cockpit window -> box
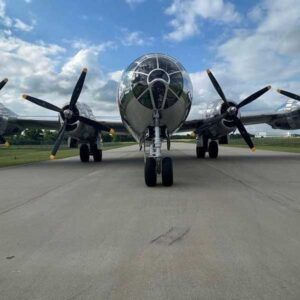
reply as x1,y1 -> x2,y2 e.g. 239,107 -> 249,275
137,58 -> 157,74
169,72 -> 183,96
158,57 -> 180,73
119,53 -> 193,111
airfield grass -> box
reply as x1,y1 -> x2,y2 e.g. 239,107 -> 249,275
225,137 -> 300,153
176,137 -> 300,153
0,142 -> 136,168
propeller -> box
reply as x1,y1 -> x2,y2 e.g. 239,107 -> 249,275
0,78 -> 8,91
277,89 -> 300,101
23,68 -> 114,159
206,69 -> 271,151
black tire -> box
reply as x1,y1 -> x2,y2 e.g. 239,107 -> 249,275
91,144 -> 102,162
162,157 -> 173,186
80,144 -> 90,162
93,149 -> 102,162
208,141 -> 218,159
196,146 -> 206,158
144,157 -> 157,187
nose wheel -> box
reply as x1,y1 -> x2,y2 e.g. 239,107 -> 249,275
144,157 -> 173,187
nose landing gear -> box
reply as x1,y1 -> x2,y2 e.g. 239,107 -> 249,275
144,110 -> 174,187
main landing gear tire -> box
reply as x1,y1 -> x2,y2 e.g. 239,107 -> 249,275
91,144 -> 102,162
208,141 -> 218,159
196,146 -> 206,159
144,157 -> 157,187
80,144 -> 90,162
162,157 -> 173,186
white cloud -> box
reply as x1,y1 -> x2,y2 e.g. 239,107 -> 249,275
14,18 -> 35,32
0,0 -> 12,27
121,29 -> 154,46
165,0 -> 240,41
0,0 -> 36,32
0,35 -> 121,117
125,0 -> 146,7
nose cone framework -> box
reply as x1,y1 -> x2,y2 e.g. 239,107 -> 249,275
118,53 -> 193,111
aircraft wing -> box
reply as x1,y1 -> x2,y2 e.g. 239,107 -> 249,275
10,117 -> 60,130
179,109 -> 300,133
95,120 -> 128,135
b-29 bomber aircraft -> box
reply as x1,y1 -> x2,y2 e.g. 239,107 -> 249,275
1,53 -> 300,186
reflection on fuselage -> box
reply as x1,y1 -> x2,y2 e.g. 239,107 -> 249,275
118,53 -> 193,141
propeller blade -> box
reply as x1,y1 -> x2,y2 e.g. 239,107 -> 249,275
238,86 -> 271,109
77,116 -> 112,132
50,122 -> 67,159
232,115 -> 255,151
0,78 -> 8,90
69,68 -> 87,110
277,89 -> 300,101
206,69 -> 228,105
23,95 -> 62,113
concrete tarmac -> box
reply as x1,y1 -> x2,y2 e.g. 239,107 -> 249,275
0,143 -> 300,300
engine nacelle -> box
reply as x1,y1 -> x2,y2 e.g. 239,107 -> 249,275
201,100 -> 240,139
60,102 -> 98,143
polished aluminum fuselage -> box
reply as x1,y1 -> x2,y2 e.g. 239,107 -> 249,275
117,53 -> 193,142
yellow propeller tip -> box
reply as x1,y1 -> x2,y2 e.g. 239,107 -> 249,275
50,155 -> 56,160
206,69 -> 211,74
4,78 -> 8,83
277,89 -> 282,93
251,147 -> 256,153
109,128 -> 116,136
83,68 -> 88,73
267,85 -> 272,90
22,94 -> 28,100
4,142 -> 10,147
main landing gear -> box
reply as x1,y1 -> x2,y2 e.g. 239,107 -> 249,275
79,140 -> 102,163
144,111 -> 173,187
196,137 -> 219,159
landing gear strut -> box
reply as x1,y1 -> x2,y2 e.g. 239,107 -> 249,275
144,111 -> 173,187
196,136 -> 208,159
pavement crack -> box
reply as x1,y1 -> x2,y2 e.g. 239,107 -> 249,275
151,226 -> 190,246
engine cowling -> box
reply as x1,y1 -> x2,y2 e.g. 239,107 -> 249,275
59,102 -> 98,142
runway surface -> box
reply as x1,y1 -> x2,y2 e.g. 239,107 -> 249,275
0,143 -> 300,300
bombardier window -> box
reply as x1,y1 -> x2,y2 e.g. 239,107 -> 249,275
132,73 -> 148,98
152,82 -> 166,109
138,90 -> 152,109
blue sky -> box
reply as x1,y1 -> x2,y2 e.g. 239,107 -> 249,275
1,0 -> 300,133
